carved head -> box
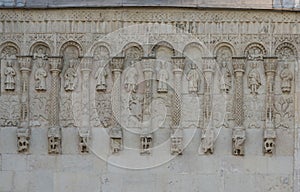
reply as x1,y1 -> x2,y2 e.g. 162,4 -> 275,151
18,136 -> 29,152
264,138 -> 275,154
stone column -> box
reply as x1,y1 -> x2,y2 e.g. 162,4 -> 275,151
171,57 -> 185,128
17,56 -> 32,153
171,57 -> 185,155
110,57 -> 124,153
232,57 -> 246,156
79,57 -> 92,154
48,57 -> 62,154
142,57 -> 155,120
200,57 -> 215,154
263,57 -> 278,155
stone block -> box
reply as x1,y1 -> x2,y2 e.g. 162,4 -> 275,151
224,173 -> 264,192
0,171 -> 14,192
62,128 -> 79,154
0,127 -> 17,154
267,156 -> 293,174
27,155 -> 57,171
12,171 -> 30,192
2,154 -> 27,171
30,127 -> 48,155
54,171 -> 101,192
276,129 -> 294,156
28,170 -> 54,192
56,155 -> 106,173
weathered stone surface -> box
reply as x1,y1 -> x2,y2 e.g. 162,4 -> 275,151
0,6 -> 299,192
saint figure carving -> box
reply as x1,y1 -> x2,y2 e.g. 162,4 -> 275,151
64,59 -> 78,91
124,61 -> 138,92
34,48 -> 48,91
248,63 -> 261,95
95,67 -> 108,91
280,63 -> 293,94
187,64 -> 199,93
157,62 -> 169,93
4,62 -> 16,90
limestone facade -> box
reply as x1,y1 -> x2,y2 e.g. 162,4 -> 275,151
0,8 -> 299,192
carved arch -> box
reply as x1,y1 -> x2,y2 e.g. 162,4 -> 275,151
89,41 -> 112,57
29,41 -> 51,56
244,42 -> 267,57
122,42 -> 144,57
0,41 -> 20,57
213,42 -> 236,57
275,42 -> 298,58
150,41 -> 175,57
183,42 -> 205,54
59,41 -> 83,56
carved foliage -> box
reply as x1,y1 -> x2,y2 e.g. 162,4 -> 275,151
96,94 -> 112,128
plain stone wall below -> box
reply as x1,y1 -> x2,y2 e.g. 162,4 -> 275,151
0,127 -> 294,192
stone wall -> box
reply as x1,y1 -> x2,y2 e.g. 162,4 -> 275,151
0,8 -> 299,192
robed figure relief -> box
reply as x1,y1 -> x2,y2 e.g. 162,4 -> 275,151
157,62 -> 169,93
248,63 -> 261,95
124,61 -> 138,93
186,64 -> 200,93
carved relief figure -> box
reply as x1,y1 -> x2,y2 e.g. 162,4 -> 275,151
64,60 -> 78,91
248,63 -> 261,95
157,62 -> 169,93
124,61 -> 138,92
110,127 -> 123,153
95,66 -> 108,91
280,63 -> 293,94
219,62 -> 232,93
232,130 -> 246,156
140,135 -> 152,155
4,62 -> 16,90
48,127 -> 61,154
79,130 -> 90,154
17,128 -> 30,153
233,136 -> 245,156
34,47 -> 48,91
217,47 -> 232,93
35,65 -> 47,91
186,64 -> 199,93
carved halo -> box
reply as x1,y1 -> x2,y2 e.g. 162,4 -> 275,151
29,41 -> 51,56
244,42 -> 267,57
275,42 -> 297,59
59,41 -> 83,57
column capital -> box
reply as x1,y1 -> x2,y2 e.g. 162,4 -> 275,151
17,56 -> 32,72
111,57 -> 124,72
141,57 -> 155,73
172,56 -> 185,72
80,56 -> 93,72
49,56 -> 63,72
202,57 -> 216,73
232,57 -> 246,73
264,57 -> 278,74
